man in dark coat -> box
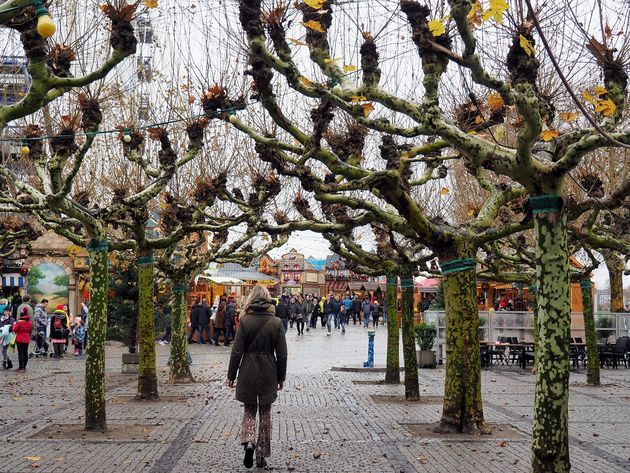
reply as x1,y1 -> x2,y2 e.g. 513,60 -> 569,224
197,298 -> 212,344
224,298 -> 236,346
275,298 -> 289,333
227,287 -> 287,469
351,295 -> 362,325
188,298 -> 201,344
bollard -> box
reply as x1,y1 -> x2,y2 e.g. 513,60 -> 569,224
363,330 -> 375,368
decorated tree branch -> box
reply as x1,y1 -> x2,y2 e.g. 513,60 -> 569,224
232,1 -> 630,467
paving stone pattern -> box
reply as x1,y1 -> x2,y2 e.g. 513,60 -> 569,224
0,326 -> 629,472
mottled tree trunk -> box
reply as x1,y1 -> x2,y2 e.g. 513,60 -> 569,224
438,247 -> 488,434
384,274 -> 400,384
85,240 -> 109,431
401,270 -> 419,400
170,282 -> 194,384
529,284 -> 539,373
136,248 -> 158,400
531,208 -> 571,473
604,251 -> 624,313
128,302 -> 138,354
580,279 -> 600,387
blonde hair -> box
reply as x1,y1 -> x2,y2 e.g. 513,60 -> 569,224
241,285 -> 271,314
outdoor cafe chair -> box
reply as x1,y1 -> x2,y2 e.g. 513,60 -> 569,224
489,337 -> 508,365
600,337 -> 630,369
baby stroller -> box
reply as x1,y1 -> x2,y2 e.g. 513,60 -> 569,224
29,329 -> 51,358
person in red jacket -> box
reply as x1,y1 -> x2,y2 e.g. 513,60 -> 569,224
12,309 -> 33,372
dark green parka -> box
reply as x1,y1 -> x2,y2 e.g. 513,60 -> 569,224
227,299 -> 287,405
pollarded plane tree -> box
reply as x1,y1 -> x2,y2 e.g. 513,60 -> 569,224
0,93 -> 202,431
233,0 -> 630,469
325,224 -> 435,390
229,0 -> 536,432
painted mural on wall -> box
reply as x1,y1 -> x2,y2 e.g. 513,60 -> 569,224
27,262 -> 69,307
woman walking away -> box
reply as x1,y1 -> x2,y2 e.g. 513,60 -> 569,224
12,309 -> 33,372
227,286 -> 287,470
50,305 -> 68,358
212,302 -> 226,346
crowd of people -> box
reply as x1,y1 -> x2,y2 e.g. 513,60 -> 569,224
1,294 -> 88,373
183,292 -> 387,346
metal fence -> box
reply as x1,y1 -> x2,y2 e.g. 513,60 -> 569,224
424,311 -> 630,364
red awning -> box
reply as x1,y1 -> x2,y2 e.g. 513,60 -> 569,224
325,280 -> 348,292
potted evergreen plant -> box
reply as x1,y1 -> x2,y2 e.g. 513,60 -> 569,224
415,322 -> 437,368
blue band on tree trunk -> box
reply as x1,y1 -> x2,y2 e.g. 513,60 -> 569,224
87,240 -> 108,252
440,258 -> 477,275
530,194 -> 563,214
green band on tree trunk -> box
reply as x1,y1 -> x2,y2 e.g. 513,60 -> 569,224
137,256 -> 154,266
400,278 -> 414,289
386,277 -> 397,285
529,285 -> 539,293
87,240 -> 108,252
580,280 -> 592,289
441,258 -> 477,275
172,284 -> 189,293
530,194 -> 563,214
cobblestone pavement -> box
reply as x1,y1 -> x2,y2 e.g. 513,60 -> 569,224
1,323 -> 629,472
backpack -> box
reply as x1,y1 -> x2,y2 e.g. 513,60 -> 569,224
54,317 -> 62,330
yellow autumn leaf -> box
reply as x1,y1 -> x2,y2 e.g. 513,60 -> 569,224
143,0 -> 158,8
302,20 -> 326,33
593,85 -> 608,96
304,0 -> 326,9
362,102 -> 375,117
487,93 -> 505,111
474,115 -> 484,124
581,90 -> 597,105
595,98 -> 616,117
467,209 -> 476,217
288,37 -> 307,46
494,126 -> 506,141
482,0 -> 509,24
519,35 -> 535,57
25,457 -> 41,462
350,95 -> 367,103
560,111 -> 579,122
342,64 -> 357,73
323,57 -> 341,64
428,19 -> 446,37
298,76 -> 314,87
467,0 -> 484,26
439,187 -> 450,195
540,129 -> 559,141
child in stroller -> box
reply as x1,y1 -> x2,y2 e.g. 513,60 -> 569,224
29,328 -> 51,358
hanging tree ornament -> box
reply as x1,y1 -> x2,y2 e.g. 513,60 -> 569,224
21,141 -> 30,156
32,0 -> 56,38
123,128 -> 132,143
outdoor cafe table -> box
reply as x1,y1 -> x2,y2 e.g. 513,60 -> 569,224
480,342 -> 535,371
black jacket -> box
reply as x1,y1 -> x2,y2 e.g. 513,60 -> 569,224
352,298 -> 362,313
190,304 -> 201,326
276,301 -> 289,320
198,304 -> 212,325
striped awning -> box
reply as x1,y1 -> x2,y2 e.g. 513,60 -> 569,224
2,273 -> 24,288
325,280 -> 348,292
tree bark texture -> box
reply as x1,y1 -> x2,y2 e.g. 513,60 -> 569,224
604,251 -> 624,313
439,253 -> 488,434
580,280 -> 600,387
85,240 -> 109,431
531,210 -> 571,473
170,283 -> 194,383
401,271 -> 419,400
136,249 -> 159,400
384,275 -> 400,384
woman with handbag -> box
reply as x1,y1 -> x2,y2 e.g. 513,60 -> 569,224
12,308 -> 33,372
227,286 -> 287,470
50,305 -> 68,359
